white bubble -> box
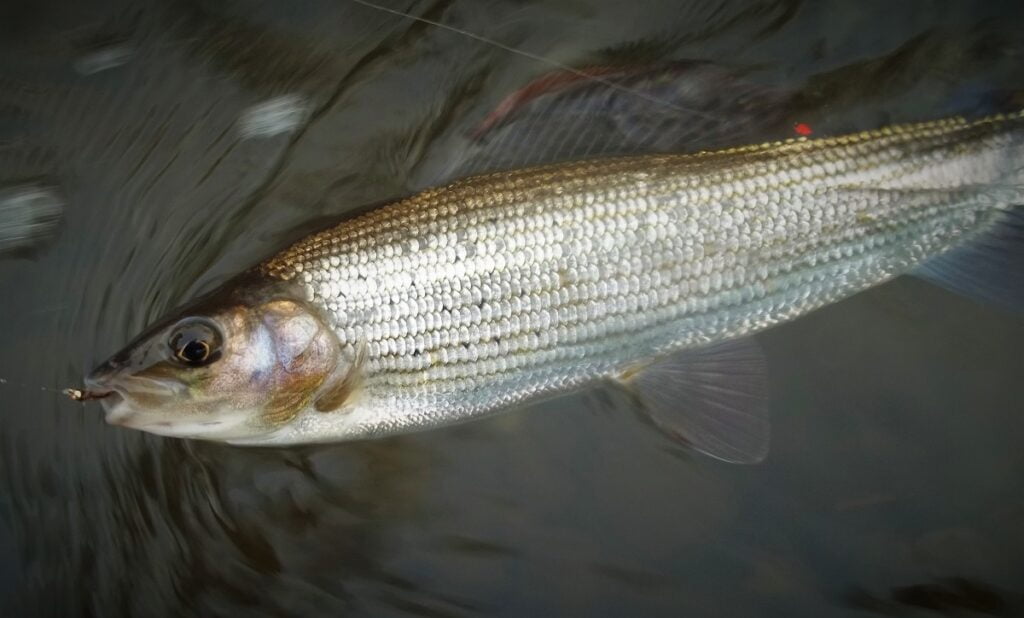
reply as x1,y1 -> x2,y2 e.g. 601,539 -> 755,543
74,46 -> 133,75
0,184 -> 64,253
238,95 -> 309,139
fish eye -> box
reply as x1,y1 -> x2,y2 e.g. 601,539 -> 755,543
168,318 -> 223,367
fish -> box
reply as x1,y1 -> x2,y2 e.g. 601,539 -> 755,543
79,110 -> 1024,462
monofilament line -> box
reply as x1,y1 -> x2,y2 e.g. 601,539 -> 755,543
346,0 -> 721,122
0,377 -> 68,397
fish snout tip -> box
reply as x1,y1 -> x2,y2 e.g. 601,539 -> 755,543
68,360 -> 123,402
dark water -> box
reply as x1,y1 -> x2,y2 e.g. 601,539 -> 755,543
2,1 -> 1024,615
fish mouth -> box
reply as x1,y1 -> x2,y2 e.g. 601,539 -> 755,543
69,370 -> 138,425
81,364 -> 184,426
68,388 -> 115,401
97,393 -> 186,433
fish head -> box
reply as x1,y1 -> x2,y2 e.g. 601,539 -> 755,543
85,276 -> 347,440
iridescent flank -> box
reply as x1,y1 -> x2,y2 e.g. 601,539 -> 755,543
244,111 -> 1023,443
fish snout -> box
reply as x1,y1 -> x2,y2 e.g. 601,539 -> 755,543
82,356 -> 133,401
85,359 -> 120,391
81,363 -> 128,421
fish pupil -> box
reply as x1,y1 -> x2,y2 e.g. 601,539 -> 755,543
180,340 -> 209,364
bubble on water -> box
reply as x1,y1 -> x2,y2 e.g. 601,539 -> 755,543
238,94 -> 309,139
74,46 -> 133,75
0,183 -> 64,254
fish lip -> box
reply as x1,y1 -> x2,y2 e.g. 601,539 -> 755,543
122,375 -> 185,397
85,363 -> 183,404
99,395 -> 183,432
84,389 -> 114,399
98,392 -> 133,425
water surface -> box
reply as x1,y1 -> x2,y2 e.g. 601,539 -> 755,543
1,1 -> 1023,615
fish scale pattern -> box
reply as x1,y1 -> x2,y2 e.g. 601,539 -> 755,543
258,112 -> 1024,437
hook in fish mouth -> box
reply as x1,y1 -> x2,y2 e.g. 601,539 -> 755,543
63,388 -> 113,402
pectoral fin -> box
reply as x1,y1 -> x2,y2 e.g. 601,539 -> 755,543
618,337 -> 771,464
314,342 -> 366,412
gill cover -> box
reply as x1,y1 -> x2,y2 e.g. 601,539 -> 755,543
85,275 -> 358,441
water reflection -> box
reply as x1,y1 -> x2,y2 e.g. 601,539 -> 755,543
1,0 -> 1023,616
847,578 -> 1015,616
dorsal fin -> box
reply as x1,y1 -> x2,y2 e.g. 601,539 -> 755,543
413,61 -> 797,186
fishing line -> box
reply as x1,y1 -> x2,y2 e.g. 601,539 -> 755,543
346,0 -> 724,122
0,377 -> 69,397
